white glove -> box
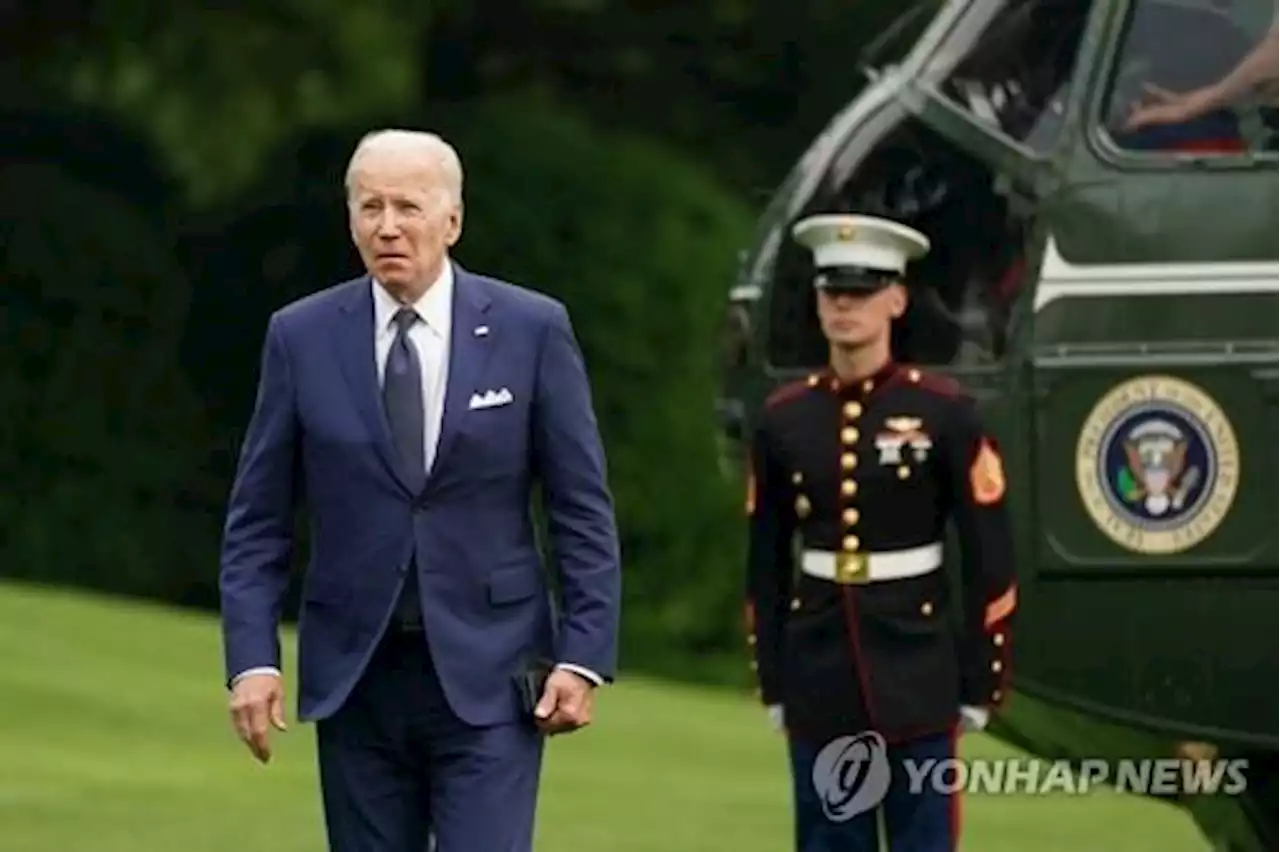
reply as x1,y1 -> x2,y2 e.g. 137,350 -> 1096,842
960,705 -> 990,732
767,704 -> 785,731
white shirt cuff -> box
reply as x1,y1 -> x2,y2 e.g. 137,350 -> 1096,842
231,666 -> 282,687
555,663 -> 603,686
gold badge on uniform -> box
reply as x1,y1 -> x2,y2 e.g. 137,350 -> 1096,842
794,494 -> 811,518
970,439 -> 1006,505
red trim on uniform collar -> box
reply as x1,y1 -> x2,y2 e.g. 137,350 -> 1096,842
821,360 -> 900,397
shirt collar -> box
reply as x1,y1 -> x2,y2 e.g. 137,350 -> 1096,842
371,260 -> 454,338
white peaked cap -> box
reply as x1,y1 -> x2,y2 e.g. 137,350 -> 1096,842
791,214 -> 930,275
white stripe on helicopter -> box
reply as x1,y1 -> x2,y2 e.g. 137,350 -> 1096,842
1034,237 -> 1280,311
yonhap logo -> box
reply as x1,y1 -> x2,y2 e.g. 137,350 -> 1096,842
812,731 -> 892,821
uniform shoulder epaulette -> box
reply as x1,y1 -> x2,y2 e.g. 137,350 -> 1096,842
763,374 -> 820,409
900,365 -> 962,398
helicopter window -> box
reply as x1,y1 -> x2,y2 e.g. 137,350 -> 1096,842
765,119 -> 1031,371
929,0 -> 1092,154
1099,0 -> 1277,155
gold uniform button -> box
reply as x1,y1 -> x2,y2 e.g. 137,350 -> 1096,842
790,598 -> 801,611
992,660 -> 1003,673
807,374 -> 820,387
920,601 -> 933,616
844,402 -> 862,419
841,427 -> 858,444
747,635 -> 756,646
841,480 -> 857,497
843,508 -> 859,525
792,472 -> 803,485
908,369 -> 921,382
843,535 -> 859,551
862,379 -> 874,393
993,633 -> 1005,647
992,689 -> 1002,702
842,453 -> 857,470
897,466 -> 910,479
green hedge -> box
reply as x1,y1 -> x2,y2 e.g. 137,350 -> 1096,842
0,160 -> 223,603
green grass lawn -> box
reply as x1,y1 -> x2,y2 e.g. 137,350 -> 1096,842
0,581 -> 1210,851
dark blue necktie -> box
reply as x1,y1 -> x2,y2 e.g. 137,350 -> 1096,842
384,307 -> 425,629
384,308 -> 426,488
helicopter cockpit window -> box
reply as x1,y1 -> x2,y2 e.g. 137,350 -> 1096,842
1100,0 -> 1277,156
765,119 -> 1032,371
930,0 -> 1092,154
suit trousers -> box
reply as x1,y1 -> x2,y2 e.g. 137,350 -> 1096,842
316,627 -> 545,852
786,727 -> 961,852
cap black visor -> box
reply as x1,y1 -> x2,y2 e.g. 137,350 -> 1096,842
813,266 -> 897,293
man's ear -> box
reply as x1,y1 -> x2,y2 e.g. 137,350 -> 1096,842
888,281 -> 909,318
446,203 -> 464,246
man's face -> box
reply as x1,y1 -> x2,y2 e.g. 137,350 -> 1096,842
816,283 -> 906,349
348,150 -> 462,295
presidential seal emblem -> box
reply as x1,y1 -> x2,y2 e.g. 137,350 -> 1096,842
1075,375 -> 1239,555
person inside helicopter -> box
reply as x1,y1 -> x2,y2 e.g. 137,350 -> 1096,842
1124,17 -> 1277,150
1108,2 -> 1277,153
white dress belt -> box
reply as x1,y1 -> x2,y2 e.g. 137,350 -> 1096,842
799,542 -> 943,585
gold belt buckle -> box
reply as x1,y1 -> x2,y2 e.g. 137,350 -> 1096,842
834,552 -> 869,584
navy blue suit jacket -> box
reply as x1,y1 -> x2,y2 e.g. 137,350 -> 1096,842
218,264 -> 622,725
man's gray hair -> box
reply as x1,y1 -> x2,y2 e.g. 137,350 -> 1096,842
344,129 -> 464,205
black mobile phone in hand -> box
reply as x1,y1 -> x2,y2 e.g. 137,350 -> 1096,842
515,656 -> 555,717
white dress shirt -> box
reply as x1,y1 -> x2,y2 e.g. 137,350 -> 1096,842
232,260 -> 601,689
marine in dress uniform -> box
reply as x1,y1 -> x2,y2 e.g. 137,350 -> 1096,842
744,214 -> 1017,852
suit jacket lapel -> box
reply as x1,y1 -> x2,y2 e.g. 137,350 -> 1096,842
430,265 -> 493,482
332,276 -> 417,495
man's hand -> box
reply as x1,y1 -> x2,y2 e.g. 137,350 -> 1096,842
766,704 -> 785,733
229,672 -> 287,763
1125,83 -> 1218,131
959,704 -> 990,733
533,669 -> 595,736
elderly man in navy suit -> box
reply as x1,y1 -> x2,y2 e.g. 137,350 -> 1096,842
218,128 -> 622,852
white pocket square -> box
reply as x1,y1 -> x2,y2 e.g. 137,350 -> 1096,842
468,388 -> 513,410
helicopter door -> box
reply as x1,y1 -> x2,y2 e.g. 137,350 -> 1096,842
763,115 -> 1037,403
1016,0 -> 1279,741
